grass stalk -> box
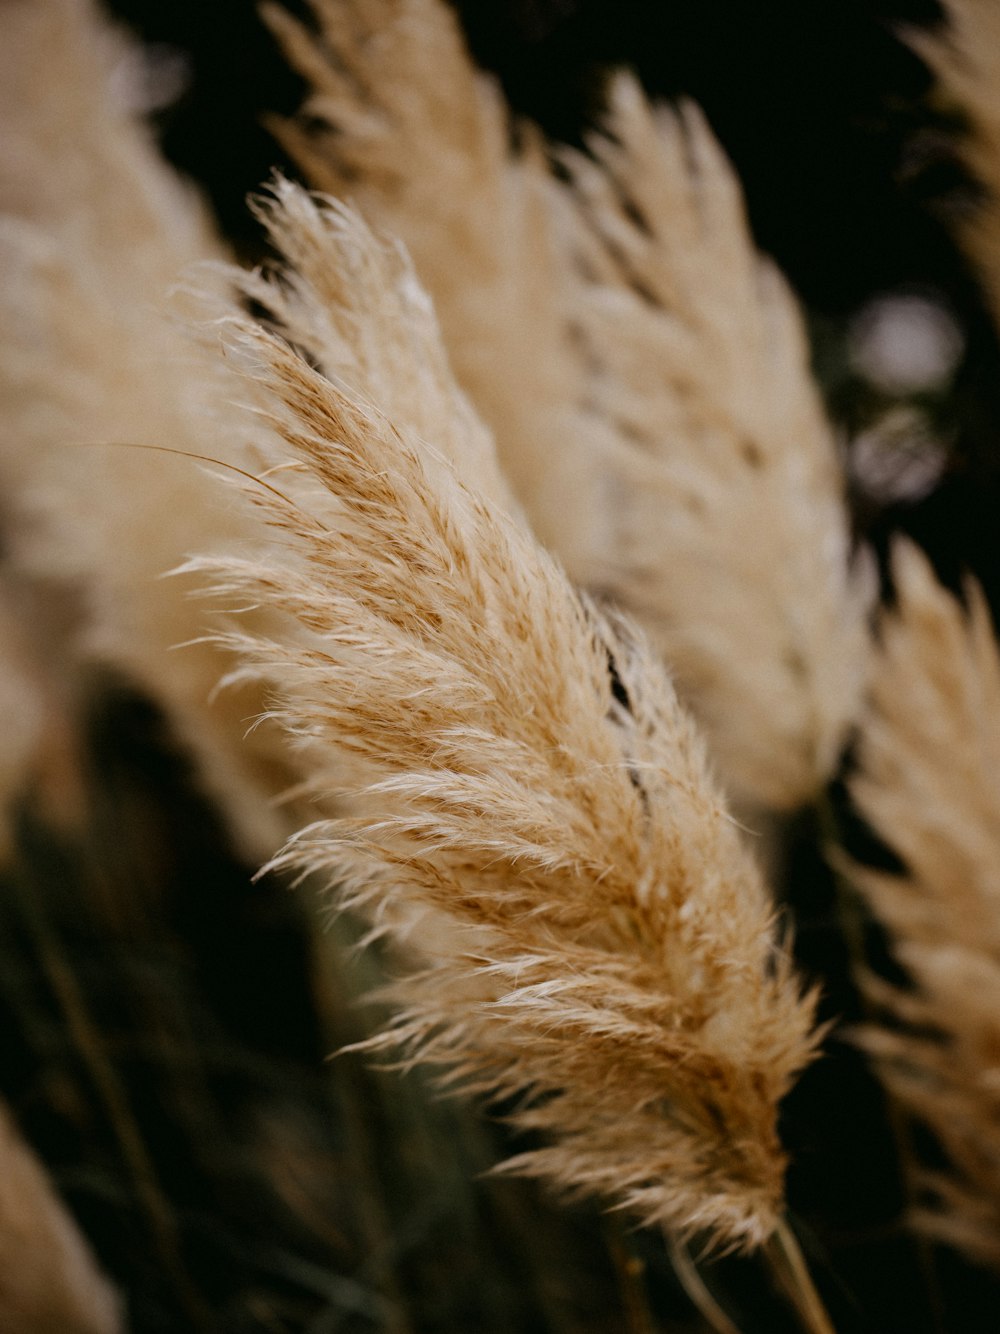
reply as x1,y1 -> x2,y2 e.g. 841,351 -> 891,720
763,1218 -> 836,1334
664,1232 -> 742,1334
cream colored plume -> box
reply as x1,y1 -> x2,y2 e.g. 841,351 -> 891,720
239,177 -> 515,515
268,0 -> 872,811
189,184 -> 820,1250
263,0 -> 616,588
0,0 -> 517,853
0,1101 -> 123,1333
561,74 -> 873,809
849,538 -> 1000,1270
0,0 -> 294,852
914,0 -> 1000,324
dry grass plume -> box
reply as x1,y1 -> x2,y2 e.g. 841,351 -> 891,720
0,0 -> 298,854
914,0 -> 1000,327
267,0 -> 872,811
848,538 -> 1000,1270
189,182 -> 821,1250
560,74 -> 873,809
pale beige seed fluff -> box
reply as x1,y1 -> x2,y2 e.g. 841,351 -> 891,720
560,74 -> 873,809
267,0 -> 873,811
239,177 -> 517,520
849,538 -> 1000,1270
913,0 -> 1000,325
0,1101 -> 123,1333
0,0 -> 520,853
0,0 -> 294,853
190,186 -> 820,1250
262,0 -> 611,578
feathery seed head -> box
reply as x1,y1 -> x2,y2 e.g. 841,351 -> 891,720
195,183 -> 821,1250
913,0 -> 1000,326
269,0 -> 873,812
850,538 -> 1000,1269
0,0 -> 295,854
559,70 -> 875,810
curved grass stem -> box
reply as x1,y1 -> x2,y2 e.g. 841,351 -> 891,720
763,1217 -> 836,1334
665,1231 -> 742,1334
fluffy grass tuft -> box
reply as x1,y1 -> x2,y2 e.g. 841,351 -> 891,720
189,182 -> 821,1250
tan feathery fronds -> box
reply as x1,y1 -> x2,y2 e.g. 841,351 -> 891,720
0,0 -> 295,852
0,1 -> 516,852
0,1101 -> 123,1333
263,0 -> 614,584
561,73 -> 874,810
188,186 -> 820,1250
848,537 -> 1000,1270
913,0 -> 1000,324
267,0 -> 872,810
239,177 -> 517,515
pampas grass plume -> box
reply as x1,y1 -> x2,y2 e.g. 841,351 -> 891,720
262,0 -> 609,580
0,0 -> 292,854
190,181 -> 820,1251
848,538 -> 1000,1270
560,74 -> 874,810
267,0 -> 873,812
914,0 -> 1000,326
